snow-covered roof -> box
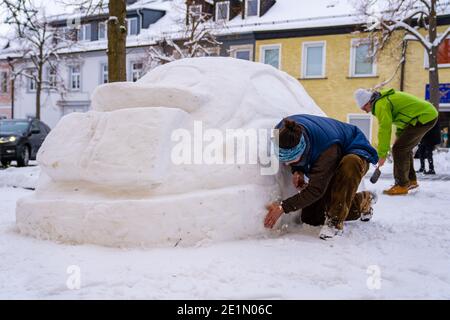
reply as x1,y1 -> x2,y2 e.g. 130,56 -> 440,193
127,0 -> 173,11
137,0 -> 363,44
230,0 -> 359,30
1,0 -> 450,58
46,0 -> 170,24
0,0 -> 172,58
145,0 -> 450,40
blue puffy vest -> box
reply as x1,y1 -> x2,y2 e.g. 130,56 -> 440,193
275,114 -> 379,173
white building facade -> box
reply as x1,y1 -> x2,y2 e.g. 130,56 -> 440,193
13,48 -> 148,128
3,0 -> 168,128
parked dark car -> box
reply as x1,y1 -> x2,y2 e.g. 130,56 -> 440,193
0,118 -> 51,167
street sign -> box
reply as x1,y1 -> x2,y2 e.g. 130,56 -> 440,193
425,83 -> 450,104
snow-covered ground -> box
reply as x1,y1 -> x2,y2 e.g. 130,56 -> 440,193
0,162 -> 39,189
1,154 -> 449,299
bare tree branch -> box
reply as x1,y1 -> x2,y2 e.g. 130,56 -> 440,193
57,0 -> 105,16
357,0 -> 444,110
418,0 -> 431,11
435,26 -> 450,46
382,20 -> 432,49
1,0 -> 75,119
145,6 -> 223,70
373,40 -> 407,90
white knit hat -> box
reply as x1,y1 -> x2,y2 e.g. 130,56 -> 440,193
354,88 -> 373,109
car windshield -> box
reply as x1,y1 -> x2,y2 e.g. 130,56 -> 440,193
0,120 -> 30,135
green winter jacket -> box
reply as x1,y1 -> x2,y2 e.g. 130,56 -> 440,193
372,89 -> 438,158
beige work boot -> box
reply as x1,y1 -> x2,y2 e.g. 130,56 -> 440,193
383,185 -> 409,195
408,180 -> 419,190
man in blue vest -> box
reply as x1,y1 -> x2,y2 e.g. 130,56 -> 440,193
264,114 -> 379,239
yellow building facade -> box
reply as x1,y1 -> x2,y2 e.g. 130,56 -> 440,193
255,25 -> 450,146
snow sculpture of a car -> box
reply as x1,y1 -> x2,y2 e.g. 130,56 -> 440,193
16,57 -> 325,247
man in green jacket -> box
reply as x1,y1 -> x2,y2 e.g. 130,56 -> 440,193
354,88 -> 438,195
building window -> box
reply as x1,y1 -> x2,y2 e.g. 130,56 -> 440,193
130,62 -> 143,82
27,69 -> 37,92
101,63 -> 108,84
245,0 -> 259,17
98,21 -> 107,40
438,38 -> 450,66
0,72 -> 7,94
62,27 -> 69,39
63,27 -> 77,41
236,50 -> 251,60
205,47 -> 220,57
424,35 -> 450,68
216,1 -> 230,22
348,114 -> 372,141
261,45 -> 281,69
230,45 -> 253,61
350,39 -> 376,77
77,24 -> 91,42
189,4 -> 202,17
127,17 -> 138,36
48,67 -> 57,88
302,41 -> 326,78
69,65 -> 81,90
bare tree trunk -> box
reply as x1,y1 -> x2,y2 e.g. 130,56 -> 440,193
36,62 -> 43,120
8,59 -> 15,119
188,18 -> 195,56
108,0 -> 127,82
428,0 -> 440,111
36,68 -> 42,119
399,40 -> 408,91
10,76 -> 14,119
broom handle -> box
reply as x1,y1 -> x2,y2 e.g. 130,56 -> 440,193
370,166 -> 382,184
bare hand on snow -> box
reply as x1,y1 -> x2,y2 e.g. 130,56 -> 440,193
264,202 -> 284,229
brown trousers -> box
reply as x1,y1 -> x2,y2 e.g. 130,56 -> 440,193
392,119 -> 438,187
301,154 -> 371,229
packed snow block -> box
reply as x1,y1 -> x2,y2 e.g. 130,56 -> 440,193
16,184 -> 272,247
16,57 -> 325,248
93,58 -> 325,130
92,82 -> 209,114
37,107 -> 188,188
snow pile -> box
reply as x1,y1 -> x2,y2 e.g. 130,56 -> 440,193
434,149 -> 450,174
0,164 -> 40,190
16,57 -> 324,248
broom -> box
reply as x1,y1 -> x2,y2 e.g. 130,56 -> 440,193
370,166 -> 381,184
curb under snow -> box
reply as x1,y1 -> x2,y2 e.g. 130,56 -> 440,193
0,165 -> 40,190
